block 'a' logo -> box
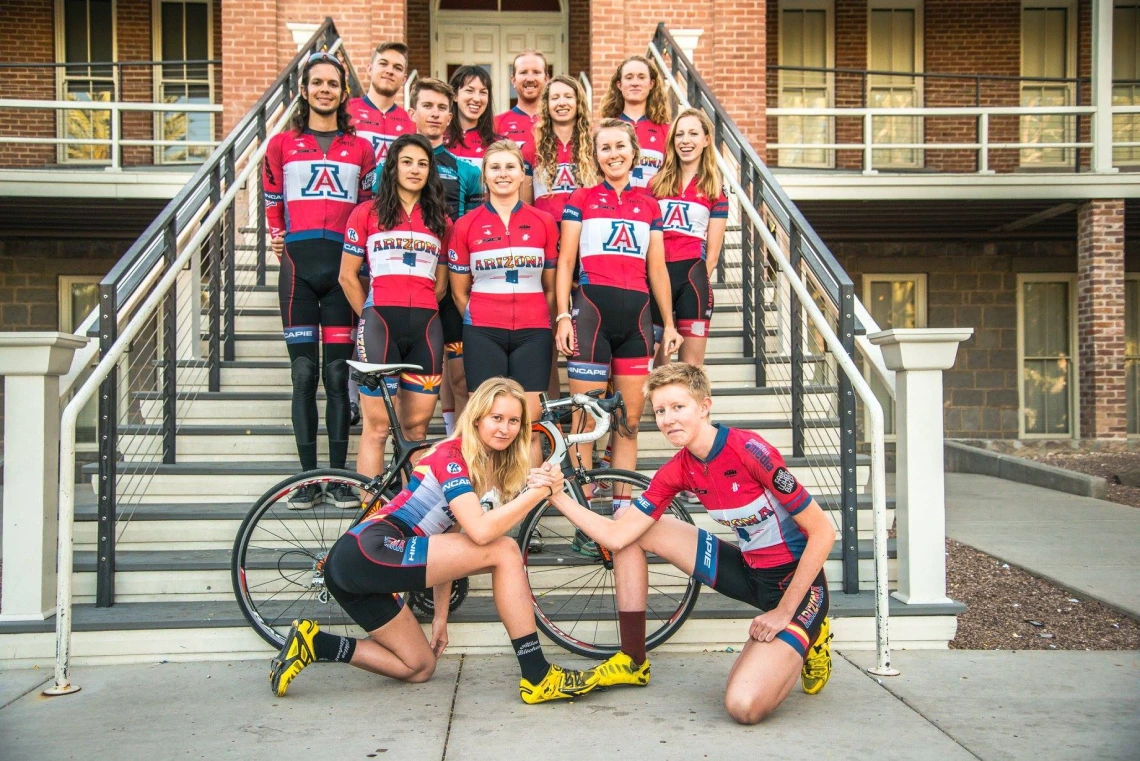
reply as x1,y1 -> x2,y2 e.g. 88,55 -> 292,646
552,163 -> 577,194
661,201 -> 692,231
603,220 -> 640,254
373,135 -> 393,161
301,163 -> 351,199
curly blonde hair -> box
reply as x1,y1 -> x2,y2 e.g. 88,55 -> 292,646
455,377 -> 532,501
600,55 -> 671,125
532,75 -> 597,194
650,108 -> 723,202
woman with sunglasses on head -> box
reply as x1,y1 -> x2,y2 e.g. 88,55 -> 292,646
269,377 -> 601,705
445,65 -> 501,171
339,134 -> 449,480
448,141 -> 559,446
263,51 -> 377,509
599,55 -> 672,189
649,108 -> 728,367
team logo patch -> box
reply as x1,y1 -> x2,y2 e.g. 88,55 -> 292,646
383,536 -> 407,553
772,467 -> 798,495
661,201 -> 692,231
446,462 -> 462,474
301,164 -> 350,199
603,221 -> 640,254
347,228 -> 358,242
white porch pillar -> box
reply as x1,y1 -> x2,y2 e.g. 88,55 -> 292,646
0,332 -> 86,621
869,328 -> 973,606
1092,0 -> 1117,173
671,28 -> 704,63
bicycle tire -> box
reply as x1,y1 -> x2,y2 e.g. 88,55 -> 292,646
231,468 -> 381,648
517,468 -> 701,659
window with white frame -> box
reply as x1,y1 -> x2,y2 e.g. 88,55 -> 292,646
155,0 -> 213,163
1126,275 -> 1140,435
1018,275 -> 1077,437
867,1 -> 923,169
863,274 -> 926,437
1021,3 -> 1076,167
778,1 -> 834,167
56,0 -> 116,163
59,275 -> 100,448
1114,3 -> 1140,166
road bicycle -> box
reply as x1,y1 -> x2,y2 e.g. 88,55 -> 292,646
231,361 -> 700,657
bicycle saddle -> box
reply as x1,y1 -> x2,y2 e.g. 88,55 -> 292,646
346,360 -> 424,377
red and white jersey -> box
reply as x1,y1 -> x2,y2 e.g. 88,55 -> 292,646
447,202 -> 558,331
373,438 -> 475,536
522,138 -> 582,223
494,107 -> 538,153
263,130 -> 376,244
620,114 -> 669,189
446,126 -> 497,171
346,97 -> 415,164
342,202 -> 448,310
654,177 -> 729,263
637,425 -> 814,569
562,182 -> 662,293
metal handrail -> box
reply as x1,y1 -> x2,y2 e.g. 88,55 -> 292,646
578,70 -> 593,110
650,24 -> 894,676
404,69 -> 419,109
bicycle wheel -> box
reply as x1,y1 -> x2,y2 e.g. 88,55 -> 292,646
231,468 -> 381,648
517,468 -> 701,658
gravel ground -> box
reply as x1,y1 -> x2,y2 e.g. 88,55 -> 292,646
1016,450 -> 1140,508
947,538 -> 1140,650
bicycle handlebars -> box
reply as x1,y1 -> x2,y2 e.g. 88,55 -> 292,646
541,392 -> 626,446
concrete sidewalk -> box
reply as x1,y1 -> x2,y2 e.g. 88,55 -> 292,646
2,651 -> 1138,760
945,473 -> 1140,619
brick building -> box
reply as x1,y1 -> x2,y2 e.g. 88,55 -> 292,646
1,0 -> 1137,442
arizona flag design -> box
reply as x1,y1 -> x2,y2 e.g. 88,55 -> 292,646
347,97 -> 415,164
562,182 -> 662,293
654,176 -> 729,262
342,202 -> 448,310
378,438 -> 476,536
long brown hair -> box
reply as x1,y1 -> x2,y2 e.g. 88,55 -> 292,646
651,108 -> 723,202
600,55 -> 671,125
455,377 -> 532,500
445,66 -> 497,150
532,75 -> 596,193
372,134 -> 449,241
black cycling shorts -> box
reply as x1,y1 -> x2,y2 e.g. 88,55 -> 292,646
568,284 -> 652,382
692,529 -> 829,658
462,325 -> 553,392
650,258 -> 713,339
279,239 -> 354,342
323,519 -> 428,632
356,305 -> 444,396
438,289 -> 464,346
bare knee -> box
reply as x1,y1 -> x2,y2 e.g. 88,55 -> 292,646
724,689 -> 772,725
615,419 -> 640,439
402,654 -> 437,683
490,535 -> 523,564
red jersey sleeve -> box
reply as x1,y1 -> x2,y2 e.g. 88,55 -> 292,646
562,187 -> 588,223
447,215 -> 470,275
430,440 -> 475,502
738,432 -> 812,515
263,134 -> 285,238
539,209 -> 559,269
633,454 -> 687,520
342,202 -> 369,259
711,191 -> 729,219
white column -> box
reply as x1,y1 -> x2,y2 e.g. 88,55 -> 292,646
869,328 -> 973,606
0,332 -> 87,621
1092,0 -> 1117,174
671,28 -> 704,63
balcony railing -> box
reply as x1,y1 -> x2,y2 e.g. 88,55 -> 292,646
766,65 -> 1140,174
0,59 -> 222,171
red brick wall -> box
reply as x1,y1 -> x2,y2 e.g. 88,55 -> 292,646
1077,199 -> 1127,439
406,0 -> 430,88
569,0 -> 591,83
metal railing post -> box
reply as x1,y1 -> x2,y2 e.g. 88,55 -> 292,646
223,146 -> 237,361
95,283 -> 118,608
740,160 -> 755,360
788,225 -> 805,458
863,111 -> 875,174
750,168 -> 766,387
109,105 -> 121,171
208,161 -> 223,391
256,108 -> 268,287
162,219 -> 178,464
979,113 -> 991,174
838,281 -> 859,594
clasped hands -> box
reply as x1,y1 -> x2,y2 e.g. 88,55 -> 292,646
526,461 -> 564,499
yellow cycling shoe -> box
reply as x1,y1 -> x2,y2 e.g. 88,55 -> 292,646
270,619 -> 319,697
801,617 -> 832,695
594,651 -> 650,688
519,664 -> 600,704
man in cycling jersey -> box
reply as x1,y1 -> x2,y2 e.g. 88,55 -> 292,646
495,50 -> 549,154
347,42 -> 415,164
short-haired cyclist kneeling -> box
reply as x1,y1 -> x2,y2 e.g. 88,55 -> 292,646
528,362 -> 835,723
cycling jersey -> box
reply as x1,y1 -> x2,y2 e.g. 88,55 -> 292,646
263,130 -> 376,244
636,425 -> 814,569
434,145 -> 483,220
446,126 -> 498,170
521,138 -> 582,222
342,202 -> 448,310
495,107 -> 538,152
655,178 -> 729,262
346,97 -> 415,163
447,202 -> 558,330
620,114 -> 668,189
562,182 -> 662,293
373,438 -> 475,535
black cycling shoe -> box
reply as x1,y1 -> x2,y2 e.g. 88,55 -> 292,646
287,483 -> 323,511
349,402 -> 361,427
326,482 -> 360,510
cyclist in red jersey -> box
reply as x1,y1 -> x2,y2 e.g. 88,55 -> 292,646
600,55 -> 671,189
270,378 -> 600,704
554,119 -> 682,508
444,66 -> 500,171
448,141 -> 558,431
532,362 -> 835,722
494,50 -> 548,154
263,51 -> 376,509
650,108 -> 728,367
347,42 -> 415,164
339,134 -> 450,478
